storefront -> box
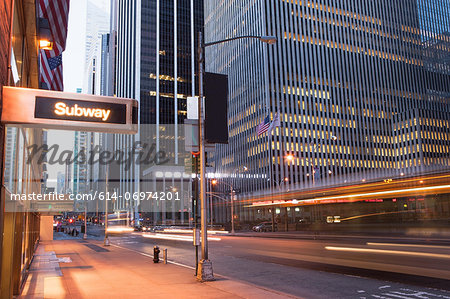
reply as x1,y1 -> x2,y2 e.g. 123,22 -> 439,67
0,0 -> 41,296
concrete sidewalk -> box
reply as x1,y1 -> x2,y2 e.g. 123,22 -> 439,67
19,238 -> 298,299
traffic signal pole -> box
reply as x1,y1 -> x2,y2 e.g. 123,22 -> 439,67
196,31 -> 214,281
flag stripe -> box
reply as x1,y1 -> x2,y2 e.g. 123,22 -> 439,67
39,0 -> 70,55
40,49 -> 64,91
39,0 -> 69,91
257,115 -> 271,135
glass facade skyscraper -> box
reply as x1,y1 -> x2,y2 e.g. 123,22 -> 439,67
114,0 -> 203,224
205,0 -> 449,224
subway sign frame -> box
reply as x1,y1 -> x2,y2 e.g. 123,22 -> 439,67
1,87 -> 138,134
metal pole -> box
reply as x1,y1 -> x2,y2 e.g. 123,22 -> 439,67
197,31 -> 214,281
198,32 -> 208,260
230,185 -> 235,235
104,163 -> 110,246
83,203 -> 87,239
210,180 -> 213,228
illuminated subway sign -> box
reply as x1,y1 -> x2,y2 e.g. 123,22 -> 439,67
1,87 -> 137,134
35,97 -> 127,124
54,102 -> 111,121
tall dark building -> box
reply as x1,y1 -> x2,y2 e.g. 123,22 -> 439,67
205,0 -> 449,224
114,0 -> 203,224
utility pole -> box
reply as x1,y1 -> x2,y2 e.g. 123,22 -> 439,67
195,32 -> 276,282
196,32 -> 214,281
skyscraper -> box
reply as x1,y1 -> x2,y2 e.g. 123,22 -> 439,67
205,0 -> 449,223
114,0 -> 203,224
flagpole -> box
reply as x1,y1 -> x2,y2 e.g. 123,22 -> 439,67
267,123 -> 275,232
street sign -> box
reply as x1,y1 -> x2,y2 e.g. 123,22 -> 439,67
184,119 -> 216,152
187,96 -> 198,120
193,228 -> 200,246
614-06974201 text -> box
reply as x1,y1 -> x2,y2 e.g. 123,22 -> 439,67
10,191 -> 180,202
96,191 -> 181,201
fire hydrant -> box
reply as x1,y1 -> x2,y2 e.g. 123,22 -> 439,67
153,246 -> 160,263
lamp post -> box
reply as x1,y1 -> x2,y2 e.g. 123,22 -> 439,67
197,33 -> 276,281
104,162 -> 110,246
268,176 -> 289,231
211,178 -> 235,235
83,192 -> 89,240
268,153 -> 293,232
211,165 -> 247,235
305,135 -> 338,222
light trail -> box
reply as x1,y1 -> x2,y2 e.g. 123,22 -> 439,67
248,184 -> 450,207
141,233 -> 221,242
367,243 -> 450,250
162,229 -> 229,235
325,246 -> 450,259
239,172 -> 450,206
106,226 -> 135,233
340,210 -> 426,221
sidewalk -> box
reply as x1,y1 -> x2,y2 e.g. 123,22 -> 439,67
19,238 -> 298,299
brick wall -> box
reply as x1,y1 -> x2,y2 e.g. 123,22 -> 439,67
0,0 -> 12,289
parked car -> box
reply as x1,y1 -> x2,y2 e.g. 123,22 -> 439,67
252,222 -> 276,232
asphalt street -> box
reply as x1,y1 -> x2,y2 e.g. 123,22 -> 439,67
107,232 -> 450,298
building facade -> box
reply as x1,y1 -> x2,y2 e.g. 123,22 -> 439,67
0,0 -> 44,296
205,0 -> 450,225
113,0 -> 203,225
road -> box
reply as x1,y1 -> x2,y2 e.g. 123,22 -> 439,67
107,231 -> 450,298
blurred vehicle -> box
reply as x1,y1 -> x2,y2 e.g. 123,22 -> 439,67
141,225 -> 152,232
252,222 -> 276,232
151,226 -> 165,232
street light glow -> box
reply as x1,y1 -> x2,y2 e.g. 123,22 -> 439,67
285,154 -> 294,162
39,39 -> 53,50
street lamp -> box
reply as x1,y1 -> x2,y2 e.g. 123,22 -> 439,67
267,176 -> 289,232
306,135 -> 338,223
197,32 -> 276,282
211,164 -> 247,235
211,178 -> 238,235
104,162 -> 110,246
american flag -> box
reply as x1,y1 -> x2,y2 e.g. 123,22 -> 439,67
39,0 -> 70,56
257,115 -> 271,136
40,50 -> 63,91
39,0 -> 70,91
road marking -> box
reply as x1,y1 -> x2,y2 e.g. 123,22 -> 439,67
325,246 -> 450,259
367,243 -> 450,250
381,292 -> 414,299
400,289 -> 450,298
